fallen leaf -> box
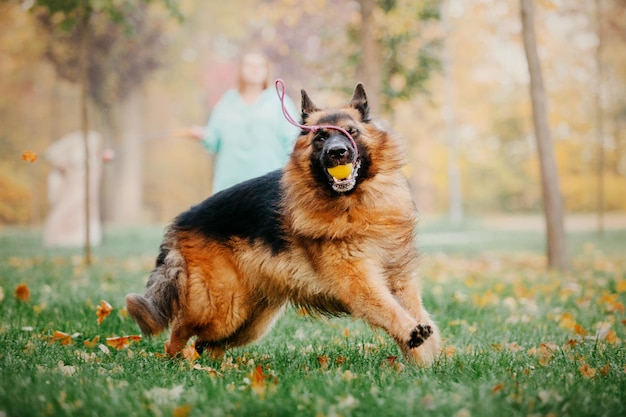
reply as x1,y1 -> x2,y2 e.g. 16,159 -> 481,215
106,335 -> 141,350
557,313 -> 577,331
182,344 -> 200,362
341,370 -> 355,381
382,355 -> 405,373
600,364 -> 610,377
603,329 -> 619,344
98,344 -> 110,355
21,150 -> 37,163
192,363 -> 223,377
491,383 -> 505,394
528,343 -> 556,366
173,404 -> 192,417
96,300 -> 113,325
505,342 -> 523,352
579,363 -> 596,379
83,336 -> 101,349
317,355 -> 330,370
58,361 -> 77,376
50,330 -> 74,346
14,283 -> 30,302
249,365 -> 267,398
24,340 -> 36,354
444,345 -> 457,358
574,323 -> 587,336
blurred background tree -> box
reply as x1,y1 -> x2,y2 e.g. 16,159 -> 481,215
0,0 -> 624,235
520,0 -> 568,270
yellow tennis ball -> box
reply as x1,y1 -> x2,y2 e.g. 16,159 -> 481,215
327,163 -> 354,180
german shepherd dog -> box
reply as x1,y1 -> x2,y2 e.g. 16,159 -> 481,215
126,84 -> 442,365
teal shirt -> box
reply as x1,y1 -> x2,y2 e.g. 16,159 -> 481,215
201,88 -> 299,193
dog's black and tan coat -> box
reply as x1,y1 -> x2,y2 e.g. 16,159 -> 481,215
126,84 -> 442,365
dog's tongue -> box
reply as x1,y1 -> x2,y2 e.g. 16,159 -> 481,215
327,163 -> 353,180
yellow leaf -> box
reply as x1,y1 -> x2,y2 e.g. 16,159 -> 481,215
444,345 -> 457,358
106,335 -> 141,350
616,280 -> 626,293
21,150 -> 37,163
50,330 -> 73,346
182,344 -> 200,362
573,323 -> 587,336
579,363 -> 596,379
96,300 -> 113,325
83,336 -> 101,349
604,329 -> 619,344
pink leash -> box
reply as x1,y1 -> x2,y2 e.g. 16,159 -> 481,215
275,79 -> 359,163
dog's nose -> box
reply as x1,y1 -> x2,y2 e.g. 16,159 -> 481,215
328,144 -> 348,160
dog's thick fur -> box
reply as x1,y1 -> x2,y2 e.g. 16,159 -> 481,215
126,84 -> 442,365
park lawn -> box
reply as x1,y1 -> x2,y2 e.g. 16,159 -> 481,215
0,224 -> 625,417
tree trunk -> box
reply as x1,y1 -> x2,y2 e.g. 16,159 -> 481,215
442,0 -> 463,225
356,0 -> 382,115
79,2 -> 92,265
520,0 -> 569,270
594,0 -> 605,237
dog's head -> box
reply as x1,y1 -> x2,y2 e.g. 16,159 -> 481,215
285,84 -> 404,197
300,84 -> 367,194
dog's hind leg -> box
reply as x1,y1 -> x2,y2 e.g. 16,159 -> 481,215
125,294 -> 168,336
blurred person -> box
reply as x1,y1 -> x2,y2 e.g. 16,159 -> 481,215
44,131 -> 104,247
185,51 -> 299,193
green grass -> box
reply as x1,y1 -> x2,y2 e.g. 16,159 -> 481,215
1,223 -> 625,417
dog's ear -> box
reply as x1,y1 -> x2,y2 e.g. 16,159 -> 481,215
301,89 -> 320,122
349,83 -> 370,122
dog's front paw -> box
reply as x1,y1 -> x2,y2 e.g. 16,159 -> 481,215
407,324 -> 433,349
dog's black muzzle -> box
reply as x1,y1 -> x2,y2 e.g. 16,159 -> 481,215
322,134 -> 356,168
319,133 -> 360,193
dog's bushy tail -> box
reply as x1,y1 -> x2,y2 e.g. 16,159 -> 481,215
126,235 -> 185,336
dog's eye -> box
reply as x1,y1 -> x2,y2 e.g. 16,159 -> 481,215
346,127 -> 358,136
314,132 -> 328,142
